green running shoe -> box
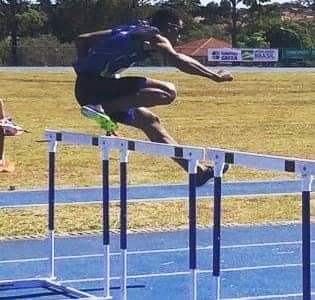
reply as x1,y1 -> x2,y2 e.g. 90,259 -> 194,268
81,105 -> 118,134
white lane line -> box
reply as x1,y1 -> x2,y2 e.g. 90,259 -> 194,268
0,239 -> 311,265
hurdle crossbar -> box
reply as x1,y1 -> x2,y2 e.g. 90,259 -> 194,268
45,130 -> 100,147
207,148 -> 315,176
100,135 -> 204,160
206,147 -> 314,300
45,130 -> 204,160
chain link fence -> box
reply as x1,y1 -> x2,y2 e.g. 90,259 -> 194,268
1,45 -> 314,67
0,46 -> 76,66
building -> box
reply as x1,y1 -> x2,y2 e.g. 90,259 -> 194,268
175,37 -> 232,65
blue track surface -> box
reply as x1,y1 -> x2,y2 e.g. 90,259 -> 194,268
1,180 -> 314,207
0,224 -> 314,299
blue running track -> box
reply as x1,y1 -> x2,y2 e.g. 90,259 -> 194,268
1,179 -> 314,207
0,224 -> 314,299
0,180 -> 314,299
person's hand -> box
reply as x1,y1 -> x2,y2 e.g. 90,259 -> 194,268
216,69 -> 234,82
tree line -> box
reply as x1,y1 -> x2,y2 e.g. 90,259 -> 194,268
0,0 -> 314,65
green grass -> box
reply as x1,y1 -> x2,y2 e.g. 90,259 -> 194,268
0,195 -> 305,239
0,70 -> 314,237
0,71 -> 314,189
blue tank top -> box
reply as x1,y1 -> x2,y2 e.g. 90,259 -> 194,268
73,20 -> 159,77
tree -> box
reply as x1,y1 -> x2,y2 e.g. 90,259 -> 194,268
201,1 -> 230,24
199,0 -> 232,42
159,0 -> 202,16
219,0 -> 275,47
19,8 -> 47,36
229,0 -> 242,47
52,0 -> 101,42
266,19 -> 315,49
238,31 -> 269,47
0,1 -> 46,65
219,0 -> 231,19
38,0 -> 54,34
18,34 -> 75,66
109,0 -> 154,25
266,26 -> 302,48
52,0 -> 154,42
203,0 -> 247,47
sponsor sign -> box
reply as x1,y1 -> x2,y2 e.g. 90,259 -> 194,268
209,49 -> 241,62
208,48 -> 278,62
252,49 -> 278,61
281,48 -> 315,60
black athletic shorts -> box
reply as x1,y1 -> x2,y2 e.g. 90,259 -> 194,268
75,74 -> 147,123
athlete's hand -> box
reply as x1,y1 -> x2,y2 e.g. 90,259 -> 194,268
215,69 -> 233,82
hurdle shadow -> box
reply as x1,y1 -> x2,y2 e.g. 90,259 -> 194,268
0,284 -> 147,299
82,284 -> 146,293
0,291 -> 74,300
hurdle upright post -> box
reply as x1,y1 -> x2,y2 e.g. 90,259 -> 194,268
212,153 -> 225,300
101,141 -> 112,300
119,143 -> 129,300
301,173 -> 313,300
188,158 -> 198,300
48,138 -> 57,279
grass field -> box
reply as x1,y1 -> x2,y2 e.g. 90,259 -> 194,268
0,70 -> 314,237
0,196 -> 301,239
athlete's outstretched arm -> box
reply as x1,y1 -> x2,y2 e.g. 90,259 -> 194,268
149,35 -> 233,82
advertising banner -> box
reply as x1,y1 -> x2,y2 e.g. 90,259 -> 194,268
208,48 -> 241,62
208,48 -> 279,62
251,49 -> 279,62
281,49 -> 314,60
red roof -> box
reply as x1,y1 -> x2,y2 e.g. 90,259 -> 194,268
175,38 -> 231,57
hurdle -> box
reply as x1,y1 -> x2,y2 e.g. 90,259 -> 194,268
206,148 -> 315,300
2,129 -> 313,299
0,134 -> 103,299
40,130 -> 204,300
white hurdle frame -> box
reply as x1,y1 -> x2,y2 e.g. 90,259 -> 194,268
206,148 -> 315,300
17,130 -> 203,300
99,134 -> 204,300
0,132 -> 101,299
2,129 -> 313,300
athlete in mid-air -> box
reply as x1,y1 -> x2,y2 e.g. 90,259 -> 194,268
73,8 -> 233,186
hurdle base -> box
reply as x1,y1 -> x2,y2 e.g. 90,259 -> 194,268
212,276 -> 220,300
0,277 -> 111,299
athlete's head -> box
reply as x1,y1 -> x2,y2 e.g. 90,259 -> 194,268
151,8 -> 183,45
